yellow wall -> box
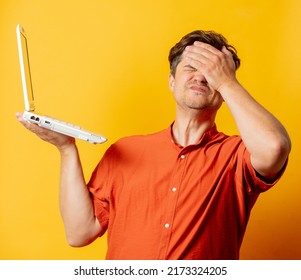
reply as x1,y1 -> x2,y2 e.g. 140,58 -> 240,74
1,0 -> 300,259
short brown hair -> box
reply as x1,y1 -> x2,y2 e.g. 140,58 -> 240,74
168,30 -> 240,76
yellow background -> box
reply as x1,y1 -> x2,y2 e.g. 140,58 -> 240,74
1,0 -> 300,259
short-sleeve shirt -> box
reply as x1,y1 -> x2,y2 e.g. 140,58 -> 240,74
87,124 -> 285,259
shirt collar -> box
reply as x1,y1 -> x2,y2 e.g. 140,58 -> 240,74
169,122 -> 219,150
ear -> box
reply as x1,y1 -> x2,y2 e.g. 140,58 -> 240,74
168,74 -> 175,91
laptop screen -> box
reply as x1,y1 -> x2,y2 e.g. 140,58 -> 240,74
17,25 -> 35,112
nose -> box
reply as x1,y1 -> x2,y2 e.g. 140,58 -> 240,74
193,71 -> 207,84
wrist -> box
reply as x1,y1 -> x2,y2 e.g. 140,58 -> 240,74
218,79 -> 243,99
57,139 -> 77,156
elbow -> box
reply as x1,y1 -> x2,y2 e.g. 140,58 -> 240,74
66,233 -> 92,248
272,134 -> 291,162
64,222 -> 104,247
259,135 -> 291,178
252,134 -> 291,179
267,135 -> 291,169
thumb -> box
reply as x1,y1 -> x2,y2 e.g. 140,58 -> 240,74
222,45 -> 231,56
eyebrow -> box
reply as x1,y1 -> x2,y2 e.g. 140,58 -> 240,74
183,64 -> 197,70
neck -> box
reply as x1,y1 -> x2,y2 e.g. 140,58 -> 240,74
172,109 -> 216,147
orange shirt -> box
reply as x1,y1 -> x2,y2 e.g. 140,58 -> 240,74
88,125 -> 284,259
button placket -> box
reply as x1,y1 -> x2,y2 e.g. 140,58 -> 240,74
159,151 -> 189,258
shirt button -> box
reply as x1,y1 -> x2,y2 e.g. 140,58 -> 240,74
164,223 -> 170,228
180,155 -> 185,159
172,187 -> 177,192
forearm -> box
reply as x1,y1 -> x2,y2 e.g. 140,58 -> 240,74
58,143 -> 102,246
220,81 -> 291,178
16,113 -> 102,245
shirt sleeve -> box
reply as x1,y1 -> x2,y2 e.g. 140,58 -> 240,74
236,142 -> 288,194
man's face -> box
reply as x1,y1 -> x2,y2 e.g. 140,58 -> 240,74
169,56 -> 224,113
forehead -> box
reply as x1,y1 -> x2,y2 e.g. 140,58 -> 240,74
176,56 -> 194,69
171,52 -> 195,76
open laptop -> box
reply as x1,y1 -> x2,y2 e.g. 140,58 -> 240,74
16,24 -> 107,144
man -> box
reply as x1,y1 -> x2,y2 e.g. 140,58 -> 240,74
16,30 -> 291,259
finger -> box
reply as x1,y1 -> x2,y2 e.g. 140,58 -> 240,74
16,112 -> 46,135
221,46 -> 236,70
184,57 -> 204,72
184,42 -> 223,66
221,46 -> 234,60
193,41 -> 222,56
16,112 -> 24,123
183,48 -> 217,73
16,112 -> 31,129
183,47 -> 209,66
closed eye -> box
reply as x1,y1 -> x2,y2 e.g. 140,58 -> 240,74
184,65 -> 197,72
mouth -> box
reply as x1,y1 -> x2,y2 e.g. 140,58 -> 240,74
189,84 -> 209,94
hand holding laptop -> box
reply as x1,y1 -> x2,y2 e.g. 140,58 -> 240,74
16,112 -> 75,150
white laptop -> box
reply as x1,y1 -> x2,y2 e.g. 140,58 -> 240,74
16,24 -> 107,144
